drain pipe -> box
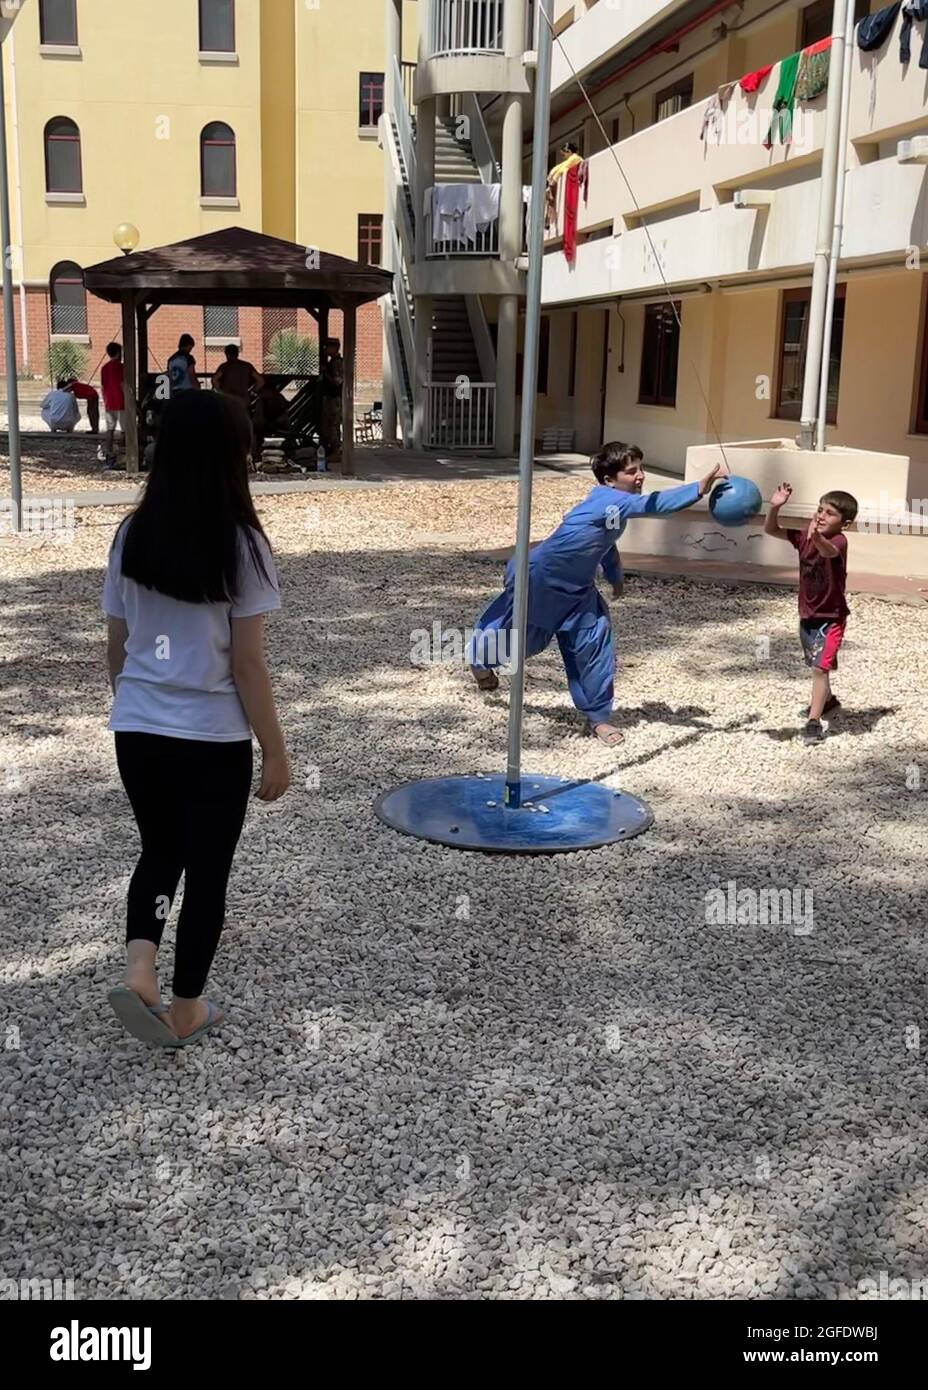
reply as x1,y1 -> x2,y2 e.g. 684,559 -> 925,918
815,0 -> 855,451
799,0 -> 849,450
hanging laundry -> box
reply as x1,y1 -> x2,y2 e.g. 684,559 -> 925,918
544,181 -> 558,231
563,163 -> 581,265
796,36 -> 832,101
857,1 -> 902,50
462,183 -> 501,243
700,81 -> 736,143
900,0 -> 928,65
428,184 -> 471,244
578,159 -> 590,207
739,63 -> 773,94
764,52 -> 801,149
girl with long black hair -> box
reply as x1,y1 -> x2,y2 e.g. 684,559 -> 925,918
103,391 -> 289,1047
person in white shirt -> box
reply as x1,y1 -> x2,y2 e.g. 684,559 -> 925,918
41,379 -> 81,432
104,391 -> 290,1048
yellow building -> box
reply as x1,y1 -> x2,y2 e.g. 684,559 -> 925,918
1,0 -> 418,395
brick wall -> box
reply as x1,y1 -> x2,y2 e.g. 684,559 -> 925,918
1,290 -> 384,405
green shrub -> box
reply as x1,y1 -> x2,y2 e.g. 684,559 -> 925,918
265,329 -> 319,376
47,340 -> 88,385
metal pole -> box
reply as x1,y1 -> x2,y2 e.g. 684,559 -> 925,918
504,0 -> 553,809
0,45 -> 22,531
816,0 -> 855,452
798,0 -> 849,449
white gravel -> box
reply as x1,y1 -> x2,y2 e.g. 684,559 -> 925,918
1,480 -> 927,1301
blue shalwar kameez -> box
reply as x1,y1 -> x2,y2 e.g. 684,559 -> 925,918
470,481 -> 701,725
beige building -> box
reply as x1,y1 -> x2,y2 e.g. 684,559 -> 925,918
1,0 -> 418,395
537,0 -> 928,483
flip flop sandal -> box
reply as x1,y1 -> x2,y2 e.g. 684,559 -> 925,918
473,670 -> 499,692
161,1000 -> 224,1050
108,986 -> 178,1046
592,724 -> 625,747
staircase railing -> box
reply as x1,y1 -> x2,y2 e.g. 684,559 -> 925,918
427,381 -> 497,449
428,0 -> 505,57
390,220 -> 416,382
392,54 -> 418,198
463,92 -> 502,183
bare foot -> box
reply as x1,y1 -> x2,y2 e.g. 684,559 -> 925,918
125,962 -> 161,1008
167,999 -> 225,1040
592,722 -> 625,747
471,665 -> 499,692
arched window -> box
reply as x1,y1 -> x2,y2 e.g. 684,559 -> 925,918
199,0 -> 235,53
200,122 -> 236,198
44,117 -> 82,194
50,261 -> 87,335
40,0 -> 78,47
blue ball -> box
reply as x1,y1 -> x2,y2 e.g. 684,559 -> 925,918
709,474 -> 763,527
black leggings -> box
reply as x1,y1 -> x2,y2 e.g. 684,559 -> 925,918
115,732 -> 253,998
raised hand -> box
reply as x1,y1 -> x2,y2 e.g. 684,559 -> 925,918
771,482 -> 793,507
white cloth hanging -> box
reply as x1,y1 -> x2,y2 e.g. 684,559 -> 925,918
463,183 -> 501,242
428,184 -> 472,244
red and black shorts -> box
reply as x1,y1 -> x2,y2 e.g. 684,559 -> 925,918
799,618 -> 845,672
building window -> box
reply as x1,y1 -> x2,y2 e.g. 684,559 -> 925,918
775,286 -> 845,423
359,72 -> 385,129
357,214 -> 383,266
50,260 -> 87,335
39,0 -> 78,46
801,0 -> 868,49
199,0 -> 235,53
654,76 -> 693,124
204,305 -> 239,340
200,122 -> 236,197
638,302 -> 680,407
44,117 -> 82,193
568,312 -> 578,397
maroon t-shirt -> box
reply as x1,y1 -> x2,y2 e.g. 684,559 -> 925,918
789,527 -> 848,621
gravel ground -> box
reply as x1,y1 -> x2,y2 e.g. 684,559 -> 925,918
1,480 -> 927,1301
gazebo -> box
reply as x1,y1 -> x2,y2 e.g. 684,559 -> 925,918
82,227 -> 393,475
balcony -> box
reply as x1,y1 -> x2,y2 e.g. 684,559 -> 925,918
427,0 -> 505,57
542,26 -> 928,303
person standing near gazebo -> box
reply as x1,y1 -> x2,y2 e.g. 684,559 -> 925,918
167,334 -> 200,394
319,337 -> 344,463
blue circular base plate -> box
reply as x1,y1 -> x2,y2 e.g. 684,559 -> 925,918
373,773 -> 653,854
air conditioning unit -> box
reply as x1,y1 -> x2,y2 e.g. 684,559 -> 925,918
734,189 -> 776,209
897,136 -> 928,164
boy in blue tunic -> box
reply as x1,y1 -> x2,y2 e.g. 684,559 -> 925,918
470,442 -> 721,746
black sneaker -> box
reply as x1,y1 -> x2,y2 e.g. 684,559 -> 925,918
802,717 -> 829,744
798,695 -> 841,719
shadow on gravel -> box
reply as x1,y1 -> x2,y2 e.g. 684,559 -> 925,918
1,542 -> 927,1300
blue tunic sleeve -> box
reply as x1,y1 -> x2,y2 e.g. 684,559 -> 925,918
600,545 -> 622,586
617,481 -> 701,518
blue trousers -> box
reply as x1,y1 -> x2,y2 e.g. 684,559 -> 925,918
471,575 -> 615,725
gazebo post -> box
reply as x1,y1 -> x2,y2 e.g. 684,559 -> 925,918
121,292 -> 139,476
341,301 -> 356,478
136,300 -> 149,412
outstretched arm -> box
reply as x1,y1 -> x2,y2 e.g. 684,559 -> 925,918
765,482 -> 793,541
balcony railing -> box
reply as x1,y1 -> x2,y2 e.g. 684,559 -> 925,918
427,382 -> 496,449
428,0 -> 505,57
425,184 -> 501,257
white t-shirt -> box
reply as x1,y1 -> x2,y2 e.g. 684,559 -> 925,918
103,521 -> 280,742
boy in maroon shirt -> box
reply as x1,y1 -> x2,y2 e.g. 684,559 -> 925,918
765,483 -> 859,744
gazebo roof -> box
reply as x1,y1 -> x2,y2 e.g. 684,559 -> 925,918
82,226 -> 393,309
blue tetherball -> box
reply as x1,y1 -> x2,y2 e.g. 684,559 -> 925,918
709,474 -> 763,527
